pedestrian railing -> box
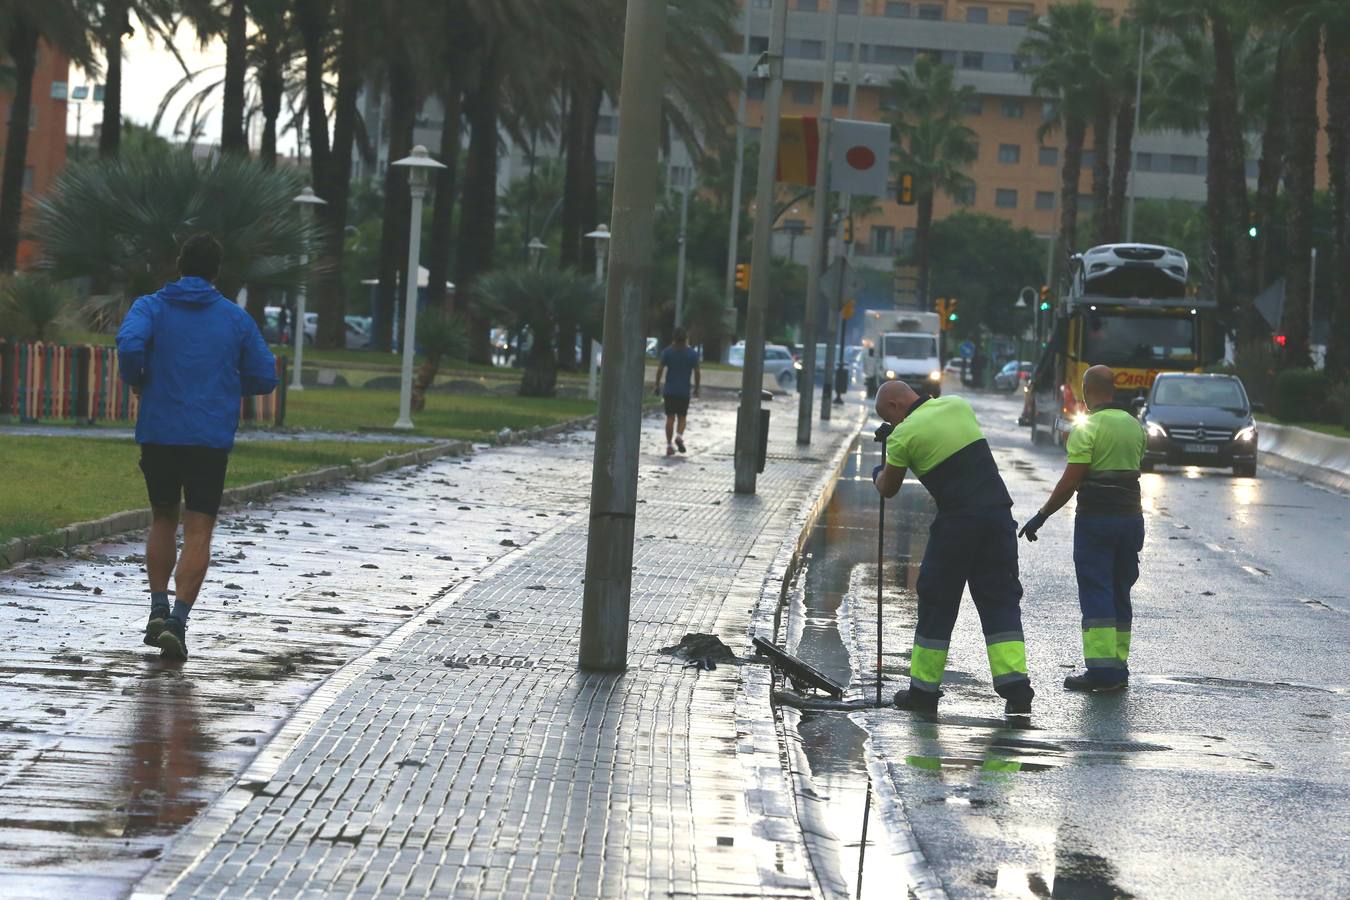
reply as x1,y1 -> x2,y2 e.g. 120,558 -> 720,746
0,340 -> 287,426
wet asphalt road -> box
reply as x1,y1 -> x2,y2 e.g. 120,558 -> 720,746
787,387 -> 1349,899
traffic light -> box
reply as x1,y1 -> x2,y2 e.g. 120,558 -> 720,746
898,172 -> 915,206
1273,333 -> 1287,347
735,262 -> 751,292
1038,284 -> 1052,311
1248,212 -> 1258,239
934,298 -> 958,331
843,216 -> 854,243
946,299 -> 959,328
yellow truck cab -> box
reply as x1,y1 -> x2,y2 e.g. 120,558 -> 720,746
1027,244 -> 1223,447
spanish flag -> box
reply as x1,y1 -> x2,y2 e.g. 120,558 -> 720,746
777,116 -> 820,187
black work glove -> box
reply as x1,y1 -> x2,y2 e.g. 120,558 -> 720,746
874,422 -> 894,443
1018,511 -> 1049,542
871,463 -> 885,484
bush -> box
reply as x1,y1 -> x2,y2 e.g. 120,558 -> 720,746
1272,367 -> 1329,423
1329,382 -> 1350,430
0,274 -> 75,341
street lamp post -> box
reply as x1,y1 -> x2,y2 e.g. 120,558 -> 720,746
289,187 -> 327,392
391,145 -> 447,430
528,236 -> 547,271
585,224 -> 611,401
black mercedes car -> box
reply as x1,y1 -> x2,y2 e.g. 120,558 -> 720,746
1137,373 -> 1259,476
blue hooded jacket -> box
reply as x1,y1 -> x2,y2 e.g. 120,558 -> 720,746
116,277 -> 278,450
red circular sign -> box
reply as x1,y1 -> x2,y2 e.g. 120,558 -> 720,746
846,146 -> 876,170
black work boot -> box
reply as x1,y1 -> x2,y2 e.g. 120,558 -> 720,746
1064,672 -> 1125,692
893,688 -> 941,715
158,618 -> 189,661
144,609 -> 169,647
1003,683 -> 1035,717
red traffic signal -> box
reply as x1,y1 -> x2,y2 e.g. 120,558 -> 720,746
1273,334 -> 1287,347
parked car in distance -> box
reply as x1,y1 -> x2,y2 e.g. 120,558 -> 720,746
1137,373 -> 1258,477
994,360 -> 1034,391
943,358 -> 967,379
729,342 -> 800,390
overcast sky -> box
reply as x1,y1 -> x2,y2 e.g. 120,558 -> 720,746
66,24 -> 301,157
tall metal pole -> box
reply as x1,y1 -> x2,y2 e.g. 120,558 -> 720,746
821,249 -> 844,420
795,2 -> 842,445
734,0 -> 788,494
1125,24 -> 1146,242
394,184 -> 426,429
722,0 -> 753,361
674,182 -> 690,327
289,266 -> 307,392
580,0 -> 667,671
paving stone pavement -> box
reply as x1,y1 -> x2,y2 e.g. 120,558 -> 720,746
43,397 -> 862,900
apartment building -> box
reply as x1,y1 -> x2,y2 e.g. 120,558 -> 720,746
0,42 -> 71,269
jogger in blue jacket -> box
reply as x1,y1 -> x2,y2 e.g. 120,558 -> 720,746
116,233 -> 278,661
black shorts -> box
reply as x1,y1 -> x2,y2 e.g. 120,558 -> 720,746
139,444 -> 231,517
663,394 -> 690,416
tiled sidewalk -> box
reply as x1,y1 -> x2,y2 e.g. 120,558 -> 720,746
124,400 -> 861,899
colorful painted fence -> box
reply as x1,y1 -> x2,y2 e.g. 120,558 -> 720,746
0,341 -> 287,425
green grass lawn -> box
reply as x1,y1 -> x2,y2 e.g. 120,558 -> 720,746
1255,413 -> 1350,440
279,387 -> 596,442
0,437 -> 416,543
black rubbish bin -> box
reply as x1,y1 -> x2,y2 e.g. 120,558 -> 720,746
738,406 -> 771,473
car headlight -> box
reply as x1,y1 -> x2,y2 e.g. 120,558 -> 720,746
793,361 -> 802,370
1071,412 -> 1089,429
1146,421 -> 1167,439
928,370 -> 941,381
886,369 -> 896,379
1235,425 -> 1256,442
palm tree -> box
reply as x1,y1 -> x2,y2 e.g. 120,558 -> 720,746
474,268 -> 601,397
1020,1 -> 1105,288
884,55 -> 978,309
31,149 -> 316,307
97,0 -> 184,159
0,2 -> 96,272
410,308 -> 468,411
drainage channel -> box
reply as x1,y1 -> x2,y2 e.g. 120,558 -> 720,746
778,435 -> 936,898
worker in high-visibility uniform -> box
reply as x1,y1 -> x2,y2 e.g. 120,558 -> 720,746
1019,365 -> 1145,691
873,380 -> 1034,717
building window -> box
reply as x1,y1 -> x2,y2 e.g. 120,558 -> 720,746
966,6 -> 988,24
1001,99 -> 1023,118
1007,8 -> 1032,25
1134,151 -> 1153,171
956,185 -> 976,206
917,3 -> 944,20
23,167 -> 35,192
1035,191 -> 1056,210
791,82 -> 816,104
1038,146 -> 1059,166
880,93 -> 900,112
997,143 -> 1021,164
873,45 -> 914,66
596,161 -> 616,182
1041,101 -> 1056,121
750,36 -> 769,54
963,97 -> 983,116
796,0 -> 818,10
752,0 -> 772,6
901,228 -> 917,254
787,39 -> 823,60
597,114 -> 618,135
748,80 -> 766,100
962,52 -> 984,70
838,0 -> 860,12
832,84 -> 849,107
1170,154 -> 1200,175
1078,194 -> 1095,214
871,226 -> 896,256
885,1 -> 911,16
1081,150 -> 1096,170
996,188 -> 1019,209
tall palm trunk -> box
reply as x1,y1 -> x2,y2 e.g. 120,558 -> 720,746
915,191 -> 935,309
0,16 -> 38,272
1091,100 -> 1113,245
220,0 -> 249,154
1057,115 -> 1087,287
425,82 -> 462,313
99,0 -> 129,158
558,81 -> 601,369
1324,31 -> 1350,380
298,0 -> 332,171
1281,27 -> 1320,369
1208,10 -> 1249,313
258,46 -> 284,168
1250,44 -> 1286,302
373,58 -> 417,352
559,85 -> 587,272
1106,94 -> 1134,244
456,50 -> 503,364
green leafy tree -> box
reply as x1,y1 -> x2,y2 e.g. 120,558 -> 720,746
0,273 -> 75,340
474,268 -> 601,397
884,55 -> 978,310
410,308 -> 469,411
926,212 -> 1047,344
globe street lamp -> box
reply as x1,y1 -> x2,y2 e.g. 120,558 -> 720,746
528,236 -> 548,271
391,145 -> 447,430
290,187 -> 327,392
584,224 -> 611,400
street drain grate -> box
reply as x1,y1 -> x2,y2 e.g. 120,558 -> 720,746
442,654 -> 543,670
